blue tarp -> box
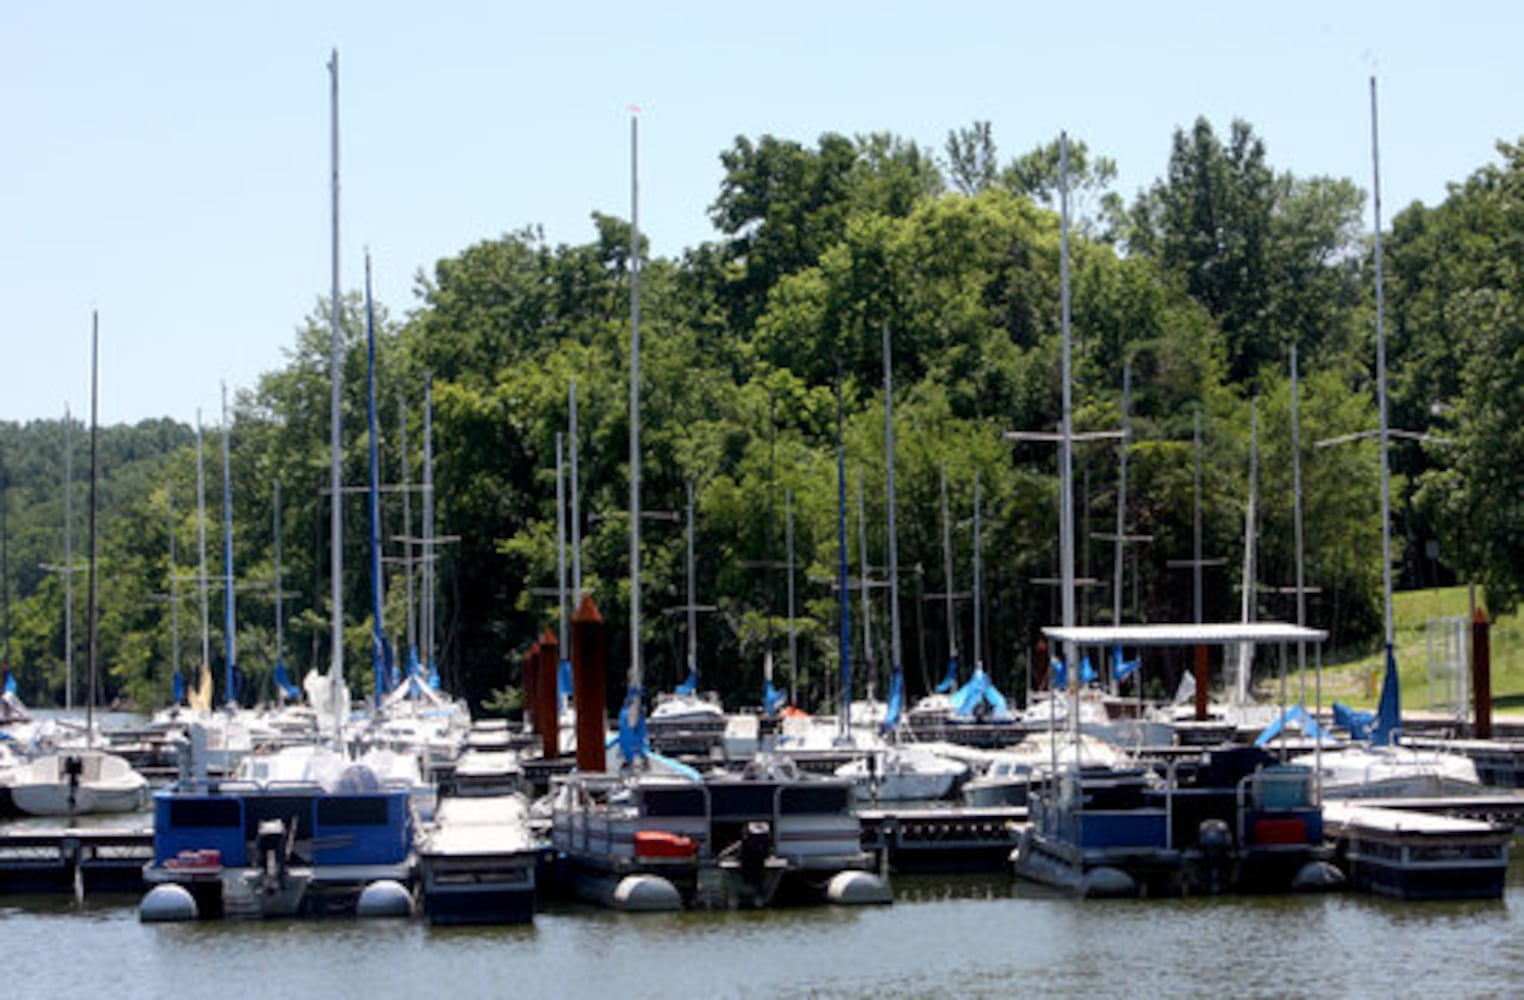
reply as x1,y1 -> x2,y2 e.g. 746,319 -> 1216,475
1371,646 -> 1402,746
1111,646 -> 1140,684
272,655 -> 301,700
883,670 -> 905,732
934,655 -> 960,694
950,666 -> 1011,720
1333,702 -> 1375,740
763,680 -> 786,716
1253,703 -> 1333,747
618,686 -> 648,764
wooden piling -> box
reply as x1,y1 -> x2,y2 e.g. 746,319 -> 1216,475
573,594 -> 607,774
1472,607 -> 1492,740
538,629 -> 560,760
1194,644 -> 1210,722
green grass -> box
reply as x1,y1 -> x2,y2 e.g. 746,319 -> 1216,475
1307,586 -> 1524,715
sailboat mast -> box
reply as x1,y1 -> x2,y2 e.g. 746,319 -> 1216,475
785,487 -> 797,705
1237,398 -> 1259,705
168,485 -> 181,699
856,472 -> 873,699
1112,361 -> 1132,629
195,414 -> 210,683
274,480 -> 284,667
365,253 -> 386,709
627,112 -> 644,701
1291,344 -> 1308,689
1058,133 -> 1078,701
556,433 -> 569,656
835,379 -> 851,740
569,379 -> 582,600
86,311 -> 99,738
882,322 -> 903,727
685,480 -> 697,682
221,382 -> 236,708
973,470 -> 984,670
940,463 -> 957,664
1370,76 -> 1394,653
327,48 -> 344,699
422,377 -> 435,679
399,396 -> 416,661
64,405 -> 74,711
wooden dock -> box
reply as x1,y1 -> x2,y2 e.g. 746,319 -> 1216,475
1323,800 -> 1512,900
0,827 -> 153,895
858,805 -> 1026,873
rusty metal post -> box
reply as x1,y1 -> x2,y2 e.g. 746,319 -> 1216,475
573,594 -> 607,774
535,632 -> 559,760
1472,607 -> 1492,740
1194,644 -> 1210,722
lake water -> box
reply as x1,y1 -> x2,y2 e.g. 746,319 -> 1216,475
7,865 -> 1523,999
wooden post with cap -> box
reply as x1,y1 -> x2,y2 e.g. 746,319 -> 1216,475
1472,607 -> 1492,740
573,594 -> 607,774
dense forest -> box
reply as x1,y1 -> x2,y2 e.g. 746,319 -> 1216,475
3,119 -> 1521,715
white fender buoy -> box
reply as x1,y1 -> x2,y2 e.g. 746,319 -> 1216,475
140,884 -> 198,922
356,879 -> 414,918
1292,860 -> 1346,892
826,870 -> 892,905
610,874 -> 682,912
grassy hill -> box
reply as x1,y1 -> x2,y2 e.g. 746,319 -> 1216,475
1310,586 -> 1524,714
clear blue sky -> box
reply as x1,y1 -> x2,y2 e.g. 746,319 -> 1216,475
4,1 -> 1519,425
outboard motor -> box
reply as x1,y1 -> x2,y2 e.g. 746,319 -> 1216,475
740,821 -> 773,888
1197,818 -> 1232,895
254,818 -> 294,892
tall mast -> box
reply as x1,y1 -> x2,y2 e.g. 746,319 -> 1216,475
973,471 -> 984,670
627,111 -> 644,711
399,396 -> 416,664
882,322 -> 903,729
685,480 -> 697,685
835,377 -> 851,742
1111,361 -> 1132,629
855,471 -> 873,699
1058,133 -> 1077,704
422,377 -> 435,680
64,405 -> 74,711
1370,76 -> 1394,655
168,484 -> 181,702
569,379 -> 582,600
1193,409 -> 1204,623
940,463 -> 957,667
327,48 -> 344,696
556,433 -> 569,658
273,480 -> 285,677
1291,343 -> 1307,685
1236,397 -> 1259,705
86,311 -> 99,739
221,382 -> 236,708
365,252 -> 386,709
785,487 -> 797,705
195,414 -> 210,686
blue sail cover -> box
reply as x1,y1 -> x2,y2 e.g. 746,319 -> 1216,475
1370,646 -> 1402,746
1111,646 -> 1140,684
763,679 -> 786,716
1079,656 -> 1098,685
2,670 -> 15,696
674,668 -> 697,697
934,654 -> 960,694
171,668 -> 186,705
1332,702 -> 1375,740
557,658 -> 573,708
1253,704 -> 1332,747
883,670 -> 904,732
950,667 -> 1010,720
618,685 -> 648,764
272,655 -> 301,700
1051,658 -> 1067,691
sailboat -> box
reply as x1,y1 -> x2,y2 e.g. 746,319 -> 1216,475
143,53 -> 417,920
9,313 -> 149,817
1290,77 -> 1481,800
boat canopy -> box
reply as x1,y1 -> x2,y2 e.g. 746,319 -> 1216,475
1042,621 -> 1327,647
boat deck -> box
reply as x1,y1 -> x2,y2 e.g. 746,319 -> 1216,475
0,826 -> 153,894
